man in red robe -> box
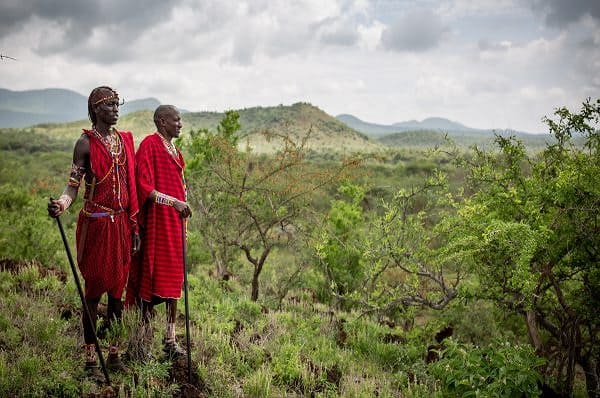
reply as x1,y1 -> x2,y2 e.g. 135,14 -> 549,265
48,86 -> 140,377
128,104 -> 192,356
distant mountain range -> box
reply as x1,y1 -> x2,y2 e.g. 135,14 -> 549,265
334,113 -> 560,150
0,88 -> 160,128
336,113 -> 534,137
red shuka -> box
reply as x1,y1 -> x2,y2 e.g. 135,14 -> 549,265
129,133 -> 186,302
76,129 -> 138,299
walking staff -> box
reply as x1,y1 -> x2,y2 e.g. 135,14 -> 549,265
182,216 -> 192,381
53,208 -> 110,385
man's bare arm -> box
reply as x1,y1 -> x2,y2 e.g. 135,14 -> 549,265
48,135 -> 90,217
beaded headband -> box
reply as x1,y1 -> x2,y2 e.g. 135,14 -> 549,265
92,93 -> 119,106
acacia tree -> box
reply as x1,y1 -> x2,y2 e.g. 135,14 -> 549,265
182,111 -> 241,280
448,99 -> 600,396
317,168 -> 462,316
183,112 -> 358,301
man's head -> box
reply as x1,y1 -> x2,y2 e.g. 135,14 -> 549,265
88,86 -> 120,127
154,105 -> 182,140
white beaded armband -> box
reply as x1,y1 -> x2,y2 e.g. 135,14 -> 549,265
58,194 -> 73,211
155,192 -> 176,206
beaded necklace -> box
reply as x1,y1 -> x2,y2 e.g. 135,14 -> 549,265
157,132 -> 178,158
156,133 -> 186,202
93,127 -> 122,157
92,127 -> 126,212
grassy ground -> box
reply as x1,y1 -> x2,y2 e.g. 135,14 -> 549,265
0,257 -> 443,398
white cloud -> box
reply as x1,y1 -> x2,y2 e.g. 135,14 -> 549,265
0,0 -> 598,134
381,8 -> 448,52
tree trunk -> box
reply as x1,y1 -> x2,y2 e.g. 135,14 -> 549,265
251,268 -> 260,301
245,247 -> 270,302
581,356 -> 600,398
215,255 -> 228,280
525,310 -> 543,354
203,236 -> 230,279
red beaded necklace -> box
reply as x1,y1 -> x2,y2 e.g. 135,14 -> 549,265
92,127 -> 125,212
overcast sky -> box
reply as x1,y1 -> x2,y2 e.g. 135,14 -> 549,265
0,0 -> 598,133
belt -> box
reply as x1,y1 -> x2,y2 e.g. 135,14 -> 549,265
83,209 -> 124,221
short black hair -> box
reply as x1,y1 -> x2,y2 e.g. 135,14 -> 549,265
153,105 -> 178,128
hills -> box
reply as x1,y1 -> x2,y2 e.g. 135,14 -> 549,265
183,103 -> 380,153
337,114 -> 475,137
5,102 -> 380,154
336,113 -> 533,137
0,88 -> 160,128
0,87 -> 559,152
336,113 -> 556,150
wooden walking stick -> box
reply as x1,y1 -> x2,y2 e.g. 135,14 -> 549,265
181,216 -> 192,382
52,200 -> 110,385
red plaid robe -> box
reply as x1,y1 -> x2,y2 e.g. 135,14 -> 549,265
128,133 -> 186,303
76,129 -> 138,299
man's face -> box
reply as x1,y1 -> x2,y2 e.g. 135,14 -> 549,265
161,108 -> 182,139
94,91 -> 119,126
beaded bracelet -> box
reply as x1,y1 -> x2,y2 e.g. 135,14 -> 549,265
155,192 -> 176,206
58,194 -> 73,211
68,164 -> 85,187
68,176 -> 81,187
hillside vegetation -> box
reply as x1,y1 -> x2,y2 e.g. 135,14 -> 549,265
377,129 -> 567,151
0,99 -> 598,397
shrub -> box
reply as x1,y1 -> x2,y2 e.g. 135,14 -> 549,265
429,339 -> 545,397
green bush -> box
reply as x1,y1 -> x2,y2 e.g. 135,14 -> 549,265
0,184 -> 66,268
429,339 -> 545,397
242,365 -> 275,397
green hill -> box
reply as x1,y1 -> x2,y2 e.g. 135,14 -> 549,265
0,88 -> 160,128
377,128 -> 567,151
3,103 -> 383,154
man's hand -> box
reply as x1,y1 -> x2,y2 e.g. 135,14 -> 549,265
174,200 -> 192,218
47,198 -> 63,218
132,232 -> 141,255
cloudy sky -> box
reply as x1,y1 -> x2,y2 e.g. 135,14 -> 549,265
0,0 -> 598,133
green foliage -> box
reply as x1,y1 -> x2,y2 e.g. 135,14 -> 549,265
0,184 -> 66,267
429,339 -> 544,397
2,101 -> 596,396
183,111 -> 357,301
316,182 -> 367,299
0,129 -> 72,153
317,164 -> 462,318
271,340 -> 303,386
242,365 -> 275,397
0,267 -> 80,397
447,98 -> 600,395
345,320 -> 428,374
128,360 -> 179,397
184,110 -> 241,175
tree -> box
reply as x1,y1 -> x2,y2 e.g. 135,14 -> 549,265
317,166 -> 462,317
183,112 -> 358,301
316,182 -> 367,307
448,98 -> 600,396
182,111 -> 242,280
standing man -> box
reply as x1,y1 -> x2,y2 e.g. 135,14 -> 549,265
48,86 -> 140,376
128,105 -> 192,356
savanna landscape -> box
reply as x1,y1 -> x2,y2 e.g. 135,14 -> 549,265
0,94 -> 598,398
